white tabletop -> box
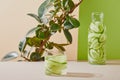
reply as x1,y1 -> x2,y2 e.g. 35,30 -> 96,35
0,60 -> 120,80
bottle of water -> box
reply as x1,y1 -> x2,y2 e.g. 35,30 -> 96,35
88,12 -> 106,65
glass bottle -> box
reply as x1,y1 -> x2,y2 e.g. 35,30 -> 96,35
88,12 -> 106,65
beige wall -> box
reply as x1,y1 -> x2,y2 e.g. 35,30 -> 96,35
0,0 -> 79,60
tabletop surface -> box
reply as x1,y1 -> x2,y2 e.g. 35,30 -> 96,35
0,60 -> 120,80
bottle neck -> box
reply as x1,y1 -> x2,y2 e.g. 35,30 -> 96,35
92,12 -> 104,23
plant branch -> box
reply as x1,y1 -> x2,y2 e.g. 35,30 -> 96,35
38,36 -> 50,52
61,0 -> 83,24
68,0 -> 83,14
21,55 -> 31,61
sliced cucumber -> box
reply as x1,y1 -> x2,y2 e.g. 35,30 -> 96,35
45,54 -> 67,75
88,21 -> 106,64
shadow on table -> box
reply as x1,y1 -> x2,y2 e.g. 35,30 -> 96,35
106,62 -> 120,65
65,72 -> 95,78
52,72 -> 102,78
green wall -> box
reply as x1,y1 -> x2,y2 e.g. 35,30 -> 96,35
78,0 -> 120,60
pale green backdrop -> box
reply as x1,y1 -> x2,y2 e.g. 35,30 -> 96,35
78,0 -> 120,60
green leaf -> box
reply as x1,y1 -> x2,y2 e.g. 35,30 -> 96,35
38,0 -> 49,18
53,43 -> 66,51
64,20 -> 74,29
49,0 -> 61,20
64,16 -> 80,29
26,26 -> 40,37
56,46 -> 65,51
53,42 -> 69,46
38,0 -> 55,24
38,32 -> 46,39
30,52 -> 44,61
54,0 -> 61,10
38,0 -> 55,18
26,37 -> 42,47
36,29 -> 50,39
63,29 -> 72,44
69,17 -> 80,28
68,0 -> 75,10
26,37 -> 33,46
45,42 -> 54,49
32,37 -> 42,47
19,26 -> 40,52
27,13 -> 41,23
19,38 -> 27,52
62,0 -> 68,9
35,25 -> 50,38
50,20 -> 60,31
56,43 -> 69,46
62,0 -> 75,12
1,51 -> 18,61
